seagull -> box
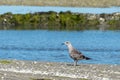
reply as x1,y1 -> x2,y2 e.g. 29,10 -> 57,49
62,41 -> 91,66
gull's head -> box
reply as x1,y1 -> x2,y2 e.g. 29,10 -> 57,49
62,41 -> 71,46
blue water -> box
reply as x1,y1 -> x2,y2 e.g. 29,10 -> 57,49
0,30 -> 120,65
0,5 -> 120,14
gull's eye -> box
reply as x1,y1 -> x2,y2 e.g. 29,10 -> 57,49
66,42 -> 69,44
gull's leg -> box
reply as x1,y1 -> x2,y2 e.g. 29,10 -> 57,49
74,60 -> 78,66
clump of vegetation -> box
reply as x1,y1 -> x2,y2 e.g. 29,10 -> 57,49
0,11 -> 120,30
0,60 -> 12,64
0,11 -> 98,30
31,78 -> 51,80
108,19 -> 120,30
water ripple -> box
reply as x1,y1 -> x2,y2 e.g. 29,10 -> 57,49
0,46 -> 120,52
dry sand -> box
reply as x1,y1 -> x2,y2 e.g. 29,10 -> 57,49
0,0 -> 120,7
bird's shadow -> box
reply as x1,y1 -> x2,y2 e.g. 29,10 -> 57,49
66,63 -> 80,66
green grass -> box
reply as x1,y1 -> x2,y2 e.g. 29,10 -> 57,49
0,60 -> 12,64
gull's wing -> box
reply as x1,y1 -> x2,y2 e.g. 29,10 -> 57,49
70,48 -> 85,60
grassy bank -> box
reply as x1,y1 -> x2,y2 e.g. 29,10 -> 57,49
0,11 -> 120,30
0,0 -> 120,7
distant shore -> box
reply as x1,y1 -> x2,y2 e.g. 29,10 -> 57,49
0,60 -> 120,80
0,11 -> 120,30
0,0 -> 120,30
0,0 -> 120,7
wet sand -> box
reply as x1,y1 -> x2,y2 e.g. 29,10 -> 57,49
0,60 -> 120,80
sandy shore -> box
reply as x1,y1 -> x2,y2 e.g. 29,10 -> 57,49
0,0 -> 120,7
0,60 -> 120,80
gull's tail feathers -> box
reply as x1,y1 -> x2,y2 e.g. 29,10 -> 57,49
83,56 -> 91,60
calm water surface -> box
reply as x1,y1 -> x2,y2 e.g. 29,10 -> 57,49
0,5 -> 120,14
0,30 -> 120,65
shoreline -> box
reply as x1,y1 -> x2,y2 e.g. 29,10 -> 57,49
0,11 -> 120,30
0,60 -> 120,80
0,0 -> 120,7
